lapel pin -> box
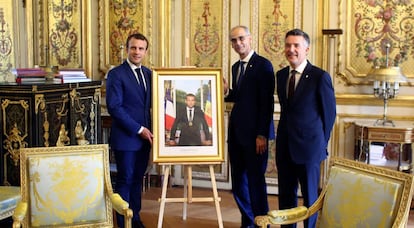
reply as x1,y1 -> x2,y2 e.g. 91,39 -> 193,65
305,75 -> 309,78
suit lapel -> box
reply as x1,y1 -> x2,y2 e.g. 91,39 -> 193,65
293,62 -> 312,100
279,67 -> 290,103
243,53 -> 257,81
231,64 -> 238,90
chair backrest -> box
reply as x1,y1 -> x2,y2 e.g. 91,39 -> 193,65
19,144 -> 114,227
318,158 -> 414,228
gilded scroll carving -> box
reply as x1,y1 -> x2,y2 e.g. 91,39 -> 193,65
35,94 -> 51,147
70,88 -> 85,114
56,93 -> 69,119
88,88 -> 101,144
3,123 -> 28,166
2,99 -> 29,167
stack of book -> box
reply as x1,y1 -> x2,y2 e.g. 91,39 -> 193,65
58,69 -> 91,83
14,67 -> 91,83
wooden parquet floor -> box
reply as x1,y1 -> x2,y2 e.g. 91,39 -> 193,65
140,186 -> 298,228
141,186 -> 414,228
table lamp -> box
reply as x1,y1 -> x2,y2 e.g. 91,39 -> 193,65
366,44 -> 407,127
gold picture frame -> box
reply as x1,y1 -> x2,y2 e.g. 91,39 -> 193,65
152,68 -> 225,163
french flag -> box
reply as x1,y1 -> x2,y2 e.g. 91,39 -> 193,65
204,92 -> 212,127
165,87 -> 175,130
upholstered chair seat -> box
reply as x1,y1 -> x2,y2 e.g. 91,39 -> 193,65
12,144 -> 132,228
0,186 -> 20,220
255,157 -> 414,228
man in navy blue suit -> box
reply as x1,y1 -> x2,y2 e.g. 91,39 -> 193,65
224,25 -> 275,228
106,33 -> 153,228
275,29 -> 336,228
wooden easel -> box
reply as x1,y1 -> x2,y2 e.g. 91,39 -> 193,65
157,162 -> 223,228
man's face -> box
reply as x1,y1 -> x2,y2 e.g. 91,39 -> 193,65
284,35 -> 309,68
185,96 -> 196,108
230,27 -> 252,59
127,38 -> 148,66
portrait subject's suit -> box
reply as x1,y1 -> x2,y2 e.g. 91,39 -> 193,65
106,60 -> 152,227
275,60 -> 336,227
169,106 -> 211,146
225,52 -> 275,226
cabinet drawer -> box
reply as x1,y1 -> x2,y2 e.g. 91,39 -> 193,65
368,132 -> 405,141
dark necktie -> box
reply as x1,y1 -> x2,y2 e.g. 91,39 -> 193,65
237,61 -> 246,86
189,109 -> 192,121
288,70 -> 296,99
135,68 -> 146,91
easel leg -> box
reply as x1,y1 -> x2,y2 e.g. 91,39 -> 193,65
157,165 -> 170,228
182,166 -> 188,220
209,165 -> 223,228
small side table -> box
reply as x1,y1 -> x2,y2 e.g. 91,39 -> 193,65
354,121 -> 413,172
0,186 -> 20,220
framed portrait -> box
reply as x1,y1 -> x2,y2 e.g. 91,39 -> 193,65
152,68 -> 225,164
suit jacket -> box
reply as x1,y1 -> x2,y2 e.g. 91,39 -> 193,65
106,61 -> 152,151
225,52 -> 275,147
170,106 -> 211,146
276,61 -> 336,164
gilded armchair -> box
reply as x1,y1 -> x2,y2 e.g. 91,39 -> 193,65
255,157 -> 414,228
12,144 -> 132,228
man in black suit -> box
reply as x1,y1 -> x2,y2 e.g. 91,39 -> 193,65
168,93 -> 212,146
224,25 -> 275,228
275,29 -> 336,228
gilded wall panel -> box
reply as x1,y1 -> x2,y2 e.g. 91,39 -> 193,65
99,0 -> 151,73
48,0 -> 83,67
342,0 -> 414,83
257,0 -> 296,71
33,1 -> 83,67
27,0 -> 92,75
187,0 -> 224,68
0,0 -> 16,82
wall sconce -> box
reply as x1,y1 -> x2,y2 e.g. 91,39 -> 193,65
366,44 -> 407,127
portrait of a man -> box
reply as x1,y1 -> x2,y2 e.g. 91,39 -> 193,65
164,79 -> 213,147
168,93 -> 212,146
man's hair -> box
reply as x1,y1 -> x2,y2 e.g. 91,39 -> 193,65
229,25 -> 251,40
186,93 -> 196,99
126,33 -> 149,49
285,29 -> 310,47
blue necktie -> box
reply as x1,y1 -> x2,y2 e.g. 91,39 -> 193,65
288,70 -> 296,99
135,68 -> 146,92
237,61 -> 246,86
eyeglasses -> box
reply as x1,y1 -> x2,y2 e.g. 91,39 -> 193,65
230,34 -> 250,43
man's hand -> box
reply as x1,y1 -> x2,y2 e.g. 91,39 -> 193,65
223,77 -> 229,94
168,140 -> 177,146
201,140 -> 213,146
256,135 -> 267,155
139,127 -> 153,145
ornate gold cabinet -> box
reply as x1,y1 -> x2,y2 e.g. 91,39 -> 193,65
0,81 -> 102,185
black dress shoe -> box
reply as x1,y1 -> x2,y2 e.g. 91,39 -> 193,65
132,220 -> 145,228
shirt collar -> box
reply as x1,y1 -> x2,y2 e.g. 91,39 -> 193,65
126,58 -> 142,71
290,60 -> 307,75
240,50 -> 254,63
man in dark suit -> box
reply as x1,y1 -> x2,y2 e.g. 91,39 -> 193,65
106,33 -> 153,228
275,29 -> 336,228
168,93 -> 212,146
224,25 -> 275,228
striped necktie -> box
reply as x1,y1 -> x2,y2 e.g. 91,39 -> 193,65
135,68 -> 146,91
288,70 -> 296,99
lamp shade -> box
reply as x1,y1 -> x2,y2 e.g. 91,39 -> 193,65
366,66 -> 407,82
